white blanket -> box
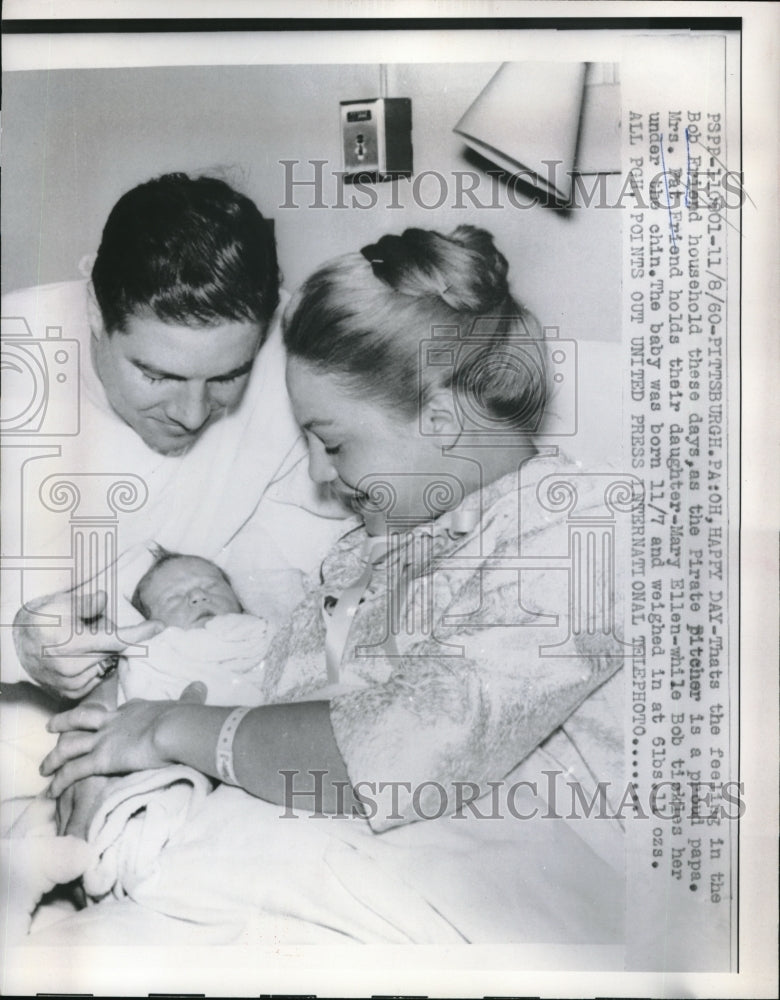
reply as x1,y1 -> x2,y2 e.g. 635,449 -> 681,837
18,772 -> 623,947
118,613 -> 270,706
82,766 -> 213,901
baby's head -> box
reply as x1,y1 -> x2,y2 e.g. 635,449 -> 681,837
131,551 -> 243,629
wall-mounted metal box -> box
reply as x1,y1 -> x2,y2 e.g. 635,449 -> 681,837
340,97 -> 412,182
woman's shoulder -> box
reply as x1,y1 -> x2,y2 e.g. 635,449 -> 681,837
488,450 -> 639,525
453,451 -> 638,573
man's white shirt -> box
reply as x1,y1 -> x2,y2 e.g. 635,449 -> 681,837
0,281 -> 350,682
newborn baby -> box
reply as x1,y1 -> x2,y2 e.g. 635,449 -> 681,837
119,551 -> 270,707
131,551 -> 245,628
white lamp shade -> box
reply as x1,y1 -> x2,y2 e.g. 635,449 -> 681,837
454,62 -> 587,203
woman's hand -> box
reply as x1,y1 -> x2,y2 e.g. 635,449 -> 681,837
42,691 -> 352,813
40,682 -> 208,797
41,699 -> 173,797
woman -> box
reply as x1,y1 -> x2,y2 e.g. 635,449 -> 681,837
40,225 -> 627,943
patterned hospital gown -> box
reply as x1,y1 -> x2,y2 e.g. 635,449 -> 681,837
258,453 -> 632,832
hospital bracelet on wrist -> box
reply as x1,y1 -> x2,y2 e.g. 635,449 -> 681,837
215,706 -> 253,786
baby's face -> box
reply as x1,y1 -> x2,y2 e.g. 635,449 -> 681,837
141,556 -> 242,629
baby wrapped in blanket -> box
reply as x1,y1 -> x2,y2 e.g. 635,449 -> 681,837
77,552 -> 271,900
120,551 -> 270,706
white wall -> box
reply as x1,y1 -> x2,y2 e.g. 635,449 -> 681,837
1,62 -> 621,341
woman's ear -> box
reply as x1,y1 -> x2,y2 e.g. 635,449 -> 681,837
420,389 -> 461,438
86,281 -> 106,341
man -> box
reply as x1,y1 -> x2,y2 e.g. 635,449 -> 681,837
2,173 -> 346,701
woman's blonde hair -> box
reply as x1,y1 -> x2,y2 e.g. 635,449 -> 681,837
283,225 -> 548,432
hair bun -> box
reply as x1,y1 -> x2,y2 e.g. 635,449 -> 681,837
360,234 -> 409,282
361,226 -> 510,313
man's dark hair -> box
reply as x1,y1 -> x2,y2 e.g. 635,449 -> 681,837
92,173 -> 280,334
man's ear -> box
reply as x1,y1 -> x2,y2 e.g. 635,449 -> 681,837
86,282 -> 106,341
420,389 -> 462,438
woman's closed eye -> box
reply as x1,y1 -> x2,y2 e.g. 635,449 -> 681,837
208,371 -> 246,386
324,444 -> 341,456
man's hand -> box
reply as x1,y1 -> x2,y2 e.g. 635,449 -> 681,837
13,589 -> 163,700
